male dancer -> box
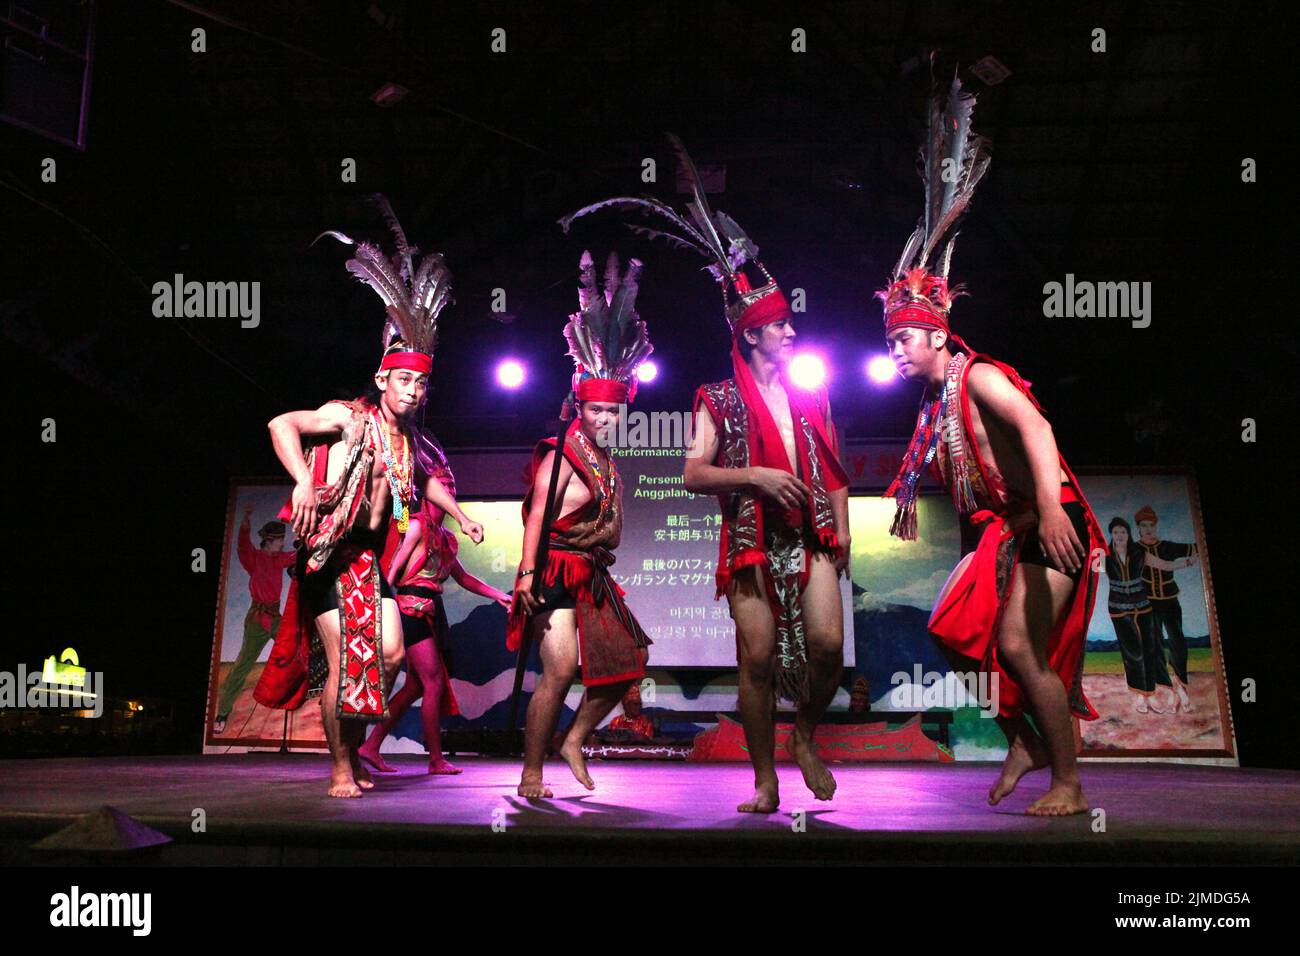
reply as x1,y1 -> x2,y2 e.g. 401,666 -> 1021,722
506,251 -> 655,799
686,293 -> 849,812
562,140 -> 850,813
359,439 -> 508,774
1134,505 -> 1199,712
253,199 -> 454,797
881,77 -> 1104,816
213,509 -> 296,734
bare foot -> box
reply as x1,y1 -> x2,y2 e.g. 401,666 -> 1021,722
1025,782 -> 1089,816
737,780 -> 780,813
1175,683 -> 1195,713
786,729 -> 836,801
427,758 -> 462,775
349,755 -> 375,790
988,728 -> 1049,806
517,772 -> 553,798
559,738 -> 595,790
356,744 -> 397,773
328,768 -> 363,799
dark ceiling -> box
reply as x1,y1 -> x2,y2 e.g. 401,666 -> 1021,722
4,0 -> 1282,464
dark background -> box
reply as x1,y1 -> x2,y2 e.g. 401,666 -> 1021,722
3,1 -> 1291,764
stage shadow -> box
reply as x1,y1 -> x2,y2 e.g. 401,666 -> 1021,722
501,793 -> 686,829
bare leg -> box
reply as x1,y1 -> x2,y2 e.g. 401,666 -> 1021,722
728,567 -> 780,813
358,651 -> 423,774
317,610 -> 363,798
987,713 -> 1049,805
408,639 -> 460,774
517,609 -> 579,798
995,564 -> 1089,816
560,662 -> 643,790
347,598 -> 404,790
788,552 -> 842,801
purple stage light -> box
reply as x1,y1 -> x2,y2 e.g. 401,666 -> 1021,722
867,355 -> 897,384
636,361 -> 658,383
496,359 -> 526,389
788,352 -> 826,390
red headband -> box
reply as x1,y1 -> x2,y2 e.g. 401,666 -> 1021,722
884,303 -> 950,336
575,377 -> 631,404
379,351 -> 432,375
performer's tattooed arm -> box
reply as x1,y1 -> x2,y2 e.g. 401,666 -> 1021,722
683,404 -> 810,510
449,559 -> 512,609
966,364 -> 1085,575
512,449 -> 575,616
422,474 -> 484,544
266,401 -> 352,538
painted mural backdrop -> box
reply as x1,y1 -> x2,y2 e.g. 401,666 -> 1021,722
206,472 -> 1231,762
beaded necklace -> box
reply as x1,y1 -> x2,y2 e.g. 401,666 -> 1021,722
573,428 -> 616,528
372,410 -> 414,532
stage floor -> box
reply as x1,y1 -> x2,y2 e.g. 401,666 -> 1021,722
2,756 -> 1297,865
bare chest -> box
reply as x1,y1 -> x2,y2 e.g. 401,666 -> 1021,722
759,388 -> 799,471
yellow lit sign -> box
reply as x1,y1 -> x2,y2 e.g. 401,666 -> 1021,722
41,648 -> 87,688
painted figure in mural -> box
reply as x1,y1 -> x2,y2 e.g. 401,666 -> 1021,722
1134,505 -> 1199,713
213,509 -> 297,735
1103,517 -> 1175,713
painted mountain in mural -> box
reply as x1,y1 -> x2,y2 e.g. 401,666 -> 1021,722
852,589 -> 950,708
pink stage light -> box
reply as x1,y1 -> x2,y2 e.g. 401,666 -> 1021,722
496,359 -> 526,389
867,355 -> 897,384
636,361 -> 658,383
788,352 -> 827,390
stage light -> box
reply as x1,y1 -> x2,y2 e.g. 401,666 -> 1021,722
496,359 -> 525,389
867,355 -> 897,384
636,361 -> 658,383
788,353 -> 826,390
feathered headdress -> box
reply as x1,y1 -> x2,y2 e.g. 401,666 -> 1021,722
559,135 -> 791,338
561,250 -> 654,410
314,193 -> 453,375
877,73 -> 991,346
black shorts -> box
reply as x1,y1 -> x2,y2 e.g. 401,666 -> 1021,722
400,593 -> 449,648
1017,500 -> 1089,578
536,574 -> 577,611
298,548 -> 395,618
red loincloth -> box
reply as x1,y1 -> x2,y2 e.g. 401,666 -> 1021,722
928,485 -> 1102,722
